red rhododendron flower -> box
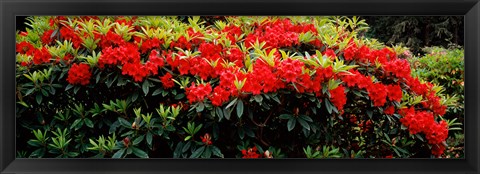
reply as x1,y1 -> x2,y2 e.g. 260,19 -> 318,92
209,86 -> 231,106
16,41 -> 35,55
140,38 -> 162,54
60,26 -> 83,49
384,106 -> 395,115
323,49 -> 337,60
67,63 -> 92,85
185,83 -> 212,103
386,85 -> 403,102
431,144 -> 446,156
32,47 -> 52,65
329,85 -> 347,111
41,29 -> 55,45
367,83 -> 388,107
160,73 -> 175,89
200,133 -> 212,145
96,31 -> 126,48
121,62 -> 148,82
278,58 -> 304,83
383,59 -> 411,81
241,146 -> 261,158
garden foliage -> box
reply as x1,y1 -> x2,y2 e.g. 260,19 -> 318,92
16,16 -> 458,158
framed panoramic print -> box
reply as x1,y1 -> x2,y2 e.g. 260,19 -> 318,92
1,0 -> 480,174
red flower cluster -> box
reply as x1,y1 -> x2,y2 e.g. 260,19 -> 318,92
33,47 -> 52,65
383,59 -> 411,81
384,106 -> 395,115
160,73 -> 175,89
245,19 -> 300,48
341,70 -> 372,89
386,85 -> 403,102
222,25 -> 243,43
96,31 -> 126,49
185,83 -> 212,103
41,29 -> 55,45
59,26 -> 83,49
342,42 -> 396,64
209,86 -> 231,106
67,63 -> 92,85
99,43 -> 141,67
139,38 -> 163,54
241,146 -> 261,158
277,58 -> 304,83
329,85 -> 347,111
367,83 -> 388,107
323,49 -> 337,60
16,41 -> 35,55
399,107 -> 448,155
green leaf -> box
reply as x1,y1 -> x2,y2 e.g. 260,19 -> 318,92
133,135 -> 145,145
35,94 -> 42,105
70,119 -> 82,130
152,89 -> 162,96
131,147 -> 149,158
297,118 -> 310,131
211,146 -> 224,158
112,148 -> 126,158
175,93 -> 185,100
287,119 -> 296,131
65,84 -> 73,91
215,107 -> 224,120
84,118 -> 94,128
226,98 -> 238,109
118,117 -> 131,128
299,115 -> 313,122
131,91 -> 139,102
25,88 -> 35,96
190,146 -> 205,158
142,80 -> 150,96
236,100 -> 244,118
223,107 -> 232,120
146,132 -> 153,146
279,114 -> 292,120
325,99 -> 333,114
182,141 -> 192,153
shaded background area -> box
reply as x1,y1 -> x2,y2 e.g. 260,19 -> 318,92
363,16 -> 464,55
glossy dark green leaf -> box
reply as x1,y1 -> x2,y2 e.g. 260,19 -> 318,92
131,147 -> 149,158
146,132 -> 153,146
190,146 -> 205,158
142,80 -> 150,96
35,93 -> 42,105
133,135 -> 145,145
236,100 -> 244,118
112,148 -> 125,158
287,119 -> 296,131
118,117 -> 131,128
211,146 -> 224,158
279,114 -> 292,119
152,88 -> 162,96
297,118 -> 310,131
84,118 -> 94,128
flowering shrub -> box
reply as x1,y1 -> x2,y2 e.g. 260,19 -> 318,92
16,16 -> 458,158
409,47 -> 464,158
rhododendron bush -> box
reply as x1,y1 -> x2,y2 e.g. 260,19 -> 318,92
16,16 -> 460,158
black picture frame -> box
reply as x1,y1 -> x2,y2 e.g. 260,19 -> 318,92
1,0 -> 479,173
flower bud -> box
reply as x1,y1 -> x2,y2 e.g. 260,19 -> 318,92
264,150 -> 273,158
123,137 -> 130,147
